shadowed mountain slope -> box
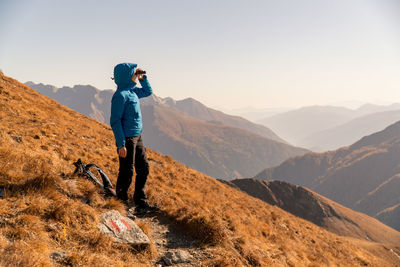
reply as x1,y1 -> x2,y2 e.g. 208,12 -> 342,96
256,121 -> 400,231
142,104 -> 308,179
2,73 -> 400,266
222,179 -> 400,246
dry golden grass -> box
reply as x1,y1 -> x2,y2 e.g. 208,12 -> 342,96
0,73 -> 399,266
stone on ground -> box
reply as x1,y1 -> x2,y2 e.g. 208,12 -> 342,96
50,251 -> 68,261
162,250 -> 194,265
98,210 -> 150,246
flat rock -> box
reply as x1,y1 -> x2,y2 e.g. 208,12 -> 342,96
163,250 -> 194,265
11,136 -> 22,143
50,251 -> 67,261
98,210 -> 150,246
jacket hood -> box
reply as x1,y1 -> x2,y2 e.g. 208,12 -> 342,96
113,63 -> 137,89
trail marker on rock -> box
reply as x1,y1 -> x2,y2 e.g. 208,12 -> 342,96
98,210 -> 150,246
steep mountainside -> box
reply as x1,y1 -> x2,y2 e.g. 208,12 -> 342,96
300,109 -> 400,151
26,81 -> 285,143
3,74 -> 399,265
142,105 -> 308,179
145,95 -> 286,143
256,121 -> 400,231
222,179 -> 400,246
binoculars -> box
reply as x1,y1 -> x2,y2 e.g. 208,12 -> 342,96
135,70 -> 146,75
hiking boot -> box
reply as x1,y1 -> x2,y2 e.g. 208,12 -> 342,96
135,201 -> 158,214
118,197 -> 134,207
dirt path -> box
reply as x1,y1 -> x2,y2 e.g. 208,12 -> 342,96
134,211 -> 214,266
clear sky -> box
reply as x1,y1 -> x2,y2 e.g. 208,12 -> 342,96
0,0 -> 399,110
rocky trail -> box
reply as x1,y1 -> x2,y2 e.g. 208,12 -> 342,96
131,209 -> 214,266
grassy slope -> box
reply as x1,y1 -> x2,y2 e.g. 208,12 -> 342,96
0,73 -> 398,266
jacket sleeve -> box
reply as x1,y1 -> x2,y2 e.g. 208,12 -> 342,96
110,93 -> 126,148
133,76 -> 153,98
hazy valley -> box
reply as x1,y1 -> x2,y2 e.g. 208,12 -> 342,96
257,104 -> 400,151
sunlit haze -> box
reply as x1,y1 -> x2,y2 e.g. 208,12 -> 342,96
0,0 -> 399,110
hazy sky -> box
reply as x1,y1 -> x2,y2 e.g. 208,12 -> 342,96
0,0 -> 399,110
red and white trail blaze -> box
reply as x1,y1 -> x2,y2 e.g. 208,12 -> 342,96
109,219 -> 132,232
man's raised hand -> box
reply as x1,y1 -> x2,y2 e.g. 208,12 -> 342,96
132,68 -> 144,83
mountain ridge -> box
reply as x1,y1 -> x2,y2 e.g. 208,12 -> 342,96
256,120 -> 400,231
26,81 -> 286,143
222,178 -> 400,246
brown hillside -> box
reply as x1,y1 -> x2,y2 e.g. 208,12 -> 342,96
256,121 -> 400,231
223,179 -> 400,246
0,73 -> 399,266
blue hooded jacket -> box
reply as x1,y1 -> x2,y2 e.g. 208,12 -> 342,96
110,63 -> 153,148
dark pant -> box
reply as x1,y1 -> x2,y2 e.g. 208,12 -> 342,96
116,135 -> 149,205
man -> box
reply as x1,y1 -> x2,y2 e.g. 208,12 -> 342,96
110,62 -> 156,212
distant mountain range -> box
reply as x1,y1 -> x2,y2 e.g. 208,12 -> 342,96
255,121 -> 400,231
26,82 -> 306,179
223,106 -> 290,122
222,178 -> 400,246
25,82 -> 285,143
258,104 -> 400,151
300,109 -> 400,151
258,105 -> 356,144
25,82 -> 114,124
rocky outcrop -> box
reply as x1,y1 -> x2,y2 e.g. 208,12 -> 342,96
162,250 -> 194,266
98,210 -> 150,246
